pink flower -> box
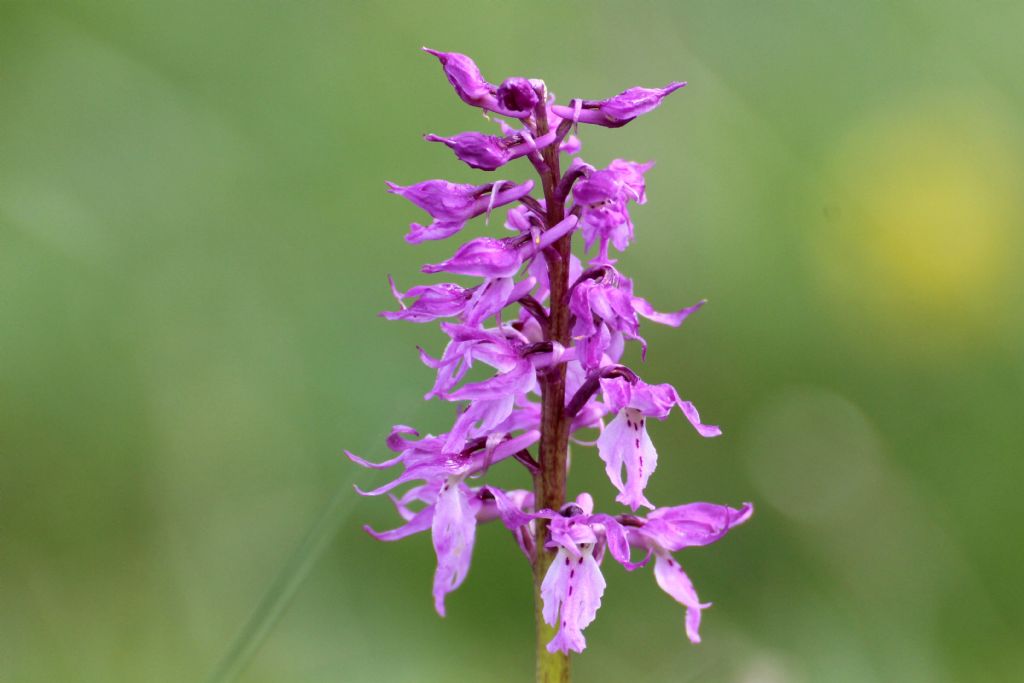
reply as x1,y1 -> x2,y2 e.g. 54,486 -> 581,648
597,377 -> 720,510
386,179 -> 534,243
552,82 -> 687,128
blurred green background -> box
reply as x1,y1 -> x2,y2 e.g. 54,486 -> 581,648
3,2 -> 1023,681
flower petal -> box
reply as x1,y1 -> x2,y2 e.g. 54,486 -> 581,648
595,409 -> 657,511
552,82 -> 686,128
422,237 -> 523,278
677,399 -> 722,438
431,481 -> 479,616
542,547 -> 607,654
364,505 -> 434,542
633,297 -> 705,327
345,448 -> 405,471
652,553 -> 711,643
422,48 -> 495,107
643,502 -> 754,551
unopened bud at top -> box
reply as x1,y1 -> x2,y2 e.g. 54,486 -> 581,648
497,77 -> 540,115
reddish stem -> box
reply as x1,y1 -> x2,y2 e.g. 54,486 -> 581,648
532,90 -> 572,683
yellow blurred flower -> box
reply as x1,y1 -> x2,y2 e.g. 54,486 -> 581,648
811,91 -> 1023,355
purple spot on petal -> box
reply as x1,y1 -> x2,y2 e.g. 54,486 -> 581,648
568,585 -> 574,596
565,556 -> 570,565
635,438 -> 640,448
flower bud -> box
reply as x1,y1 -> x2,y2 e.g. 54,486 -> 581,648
552,82 -> 686,128
497,77 -> 540,115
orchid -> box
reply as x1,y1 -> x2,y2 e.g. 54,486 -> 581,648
349,49 -> 751,681
425,130 -> 557,171
573,159 -> 654,261
386,179 -> 534,243
569,264 -> 705,367
551,82 -> 688,128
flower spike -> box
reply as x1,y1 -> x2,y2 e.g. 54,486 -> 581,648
351,49 -> 748,670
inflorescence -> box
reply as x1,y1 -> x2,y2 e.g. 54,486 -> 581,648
349,48 -> 752,656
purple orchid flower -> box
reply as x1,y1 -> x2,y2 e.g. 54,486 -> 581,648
627,502 -> 753,642
352,426 -> 542,614
422,48 -> 539,119
536,497 -> 751,651
552,82 -> 687,128
596,376 -> 720,510
381,279 -> 471,323
573,159 -> 654,261
420,324 -> 532,399
414,322 -> 567,453
365,477 -> 539,615
443,354 -> 538,453
348,425 -> 541,498
570,265 -> 705,368
386,179 -> 534,243
383,275 -> 536,326
497,77 -> 541,115
420,214 -> 578,279
425,130 -> 557,171
538,495 -> 613,654
422,48 -> 497,110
